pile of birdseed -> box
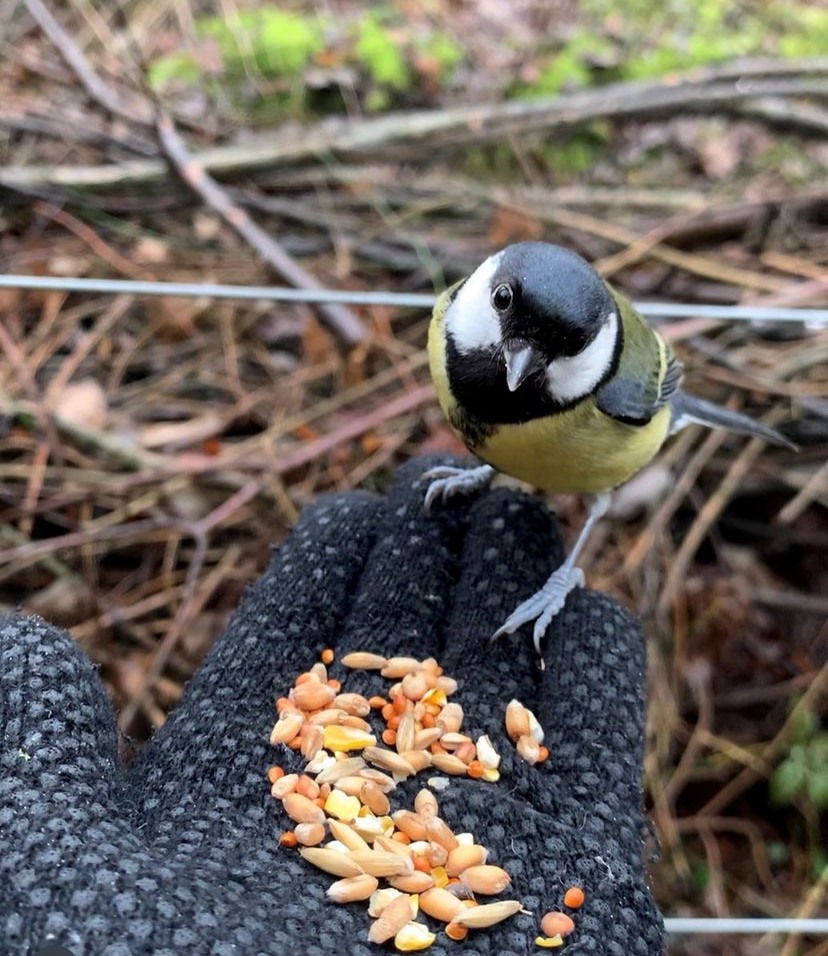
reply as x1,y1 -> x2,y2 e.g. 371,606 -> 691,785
267,649 -> 583,950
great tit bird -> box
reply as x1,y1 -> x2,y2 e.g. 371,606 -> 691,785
425,241 -> 795,655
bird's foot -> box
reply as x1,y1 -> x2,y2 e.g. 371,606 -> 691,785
491,564 -> 585,657
422,464 -> 495,513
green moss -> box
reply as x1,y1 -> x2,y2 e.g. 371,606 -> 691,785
541,128 -> 608,176
355,16 -> 409,90
561,0 -> 825,85
517,32 -> 616,97
770,703 -> 828,811
198,8 -> 325,78
419,32 -> 462,81
147,51 -> 202,91
778,6 -> 828,57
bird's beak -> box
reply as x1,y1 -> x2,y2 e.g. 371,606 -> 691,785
504,341 -> 543,392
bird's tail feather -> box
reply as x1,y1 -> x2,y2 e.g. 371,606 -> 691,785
670,392 -> 798,450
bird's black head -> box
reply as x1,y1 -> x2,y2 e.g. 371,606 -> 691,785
442,242 -> 621,424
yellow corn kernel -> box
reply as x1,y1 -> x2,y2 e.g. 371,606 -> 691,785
535,935 -> 564,948
431,866 -> 449,889
421,688 -> 447,707
322,725 -> 377,752
324,789 -> 362,822
394,921 -> 436,951
481,768 -> 501,783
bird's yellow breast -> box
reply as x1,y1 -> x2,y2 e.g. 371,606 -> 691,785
474,401 -> 671,494
428,307 -> 671,494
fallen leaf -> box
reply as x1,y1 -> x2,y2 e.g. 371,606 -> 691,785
51,379 -> 108,430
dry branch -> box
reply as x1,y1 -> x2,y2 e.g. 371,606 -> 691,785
2,60 -> 826,193
155,113 -> 366,351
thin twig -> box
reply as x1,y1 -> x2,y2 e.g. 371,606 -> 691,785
22,0 -> 151,126
155,112 -> 365,351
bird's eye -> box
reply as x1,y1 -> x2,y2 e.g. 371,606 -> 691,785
492,283 -> 513,312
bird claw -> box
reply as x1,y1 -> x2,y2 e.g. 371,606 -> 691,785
422,464 -> 495,513
491,565 -> 585,655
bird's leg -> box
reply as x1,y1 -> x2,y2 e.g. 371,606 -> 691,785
492,492 -> 612,656
422,463 -> 496,513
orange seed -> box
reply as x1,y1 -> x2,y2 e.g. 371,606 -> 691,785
564,886 -> 585,909
279,831 -> 298,848
321,648 -> 334,665
445,923 -> 468,941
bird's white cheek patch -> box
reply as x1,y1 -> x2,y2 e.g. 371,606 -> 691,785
445,251 -> 504,354
545,311 -> 618,403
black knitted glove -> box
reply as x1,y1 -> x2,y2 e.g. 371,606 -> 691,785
0,456 -> 663,956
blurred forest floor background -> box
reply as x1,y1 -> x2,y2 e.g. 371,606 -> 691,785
0,1 -> 826,953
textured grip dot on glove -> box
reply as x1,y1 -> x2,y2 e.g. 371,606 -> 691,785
0,455 -> 663,955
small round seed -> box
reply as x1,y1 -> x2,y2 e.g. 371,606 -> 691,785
445,922 -> 468,941
563,886 -> 585,909
266,765 -> 285,784
541,911 -> 576,937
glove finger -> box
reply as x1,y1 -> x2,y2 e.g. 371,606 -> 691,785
338,453 -> 472,663
0,614 -> 120,792
438,490 -> 647,823
0,614 -> 137,951
411,492 -> 660,949
434,488 -> 565,798
439,485 -> 563,676
129,490 -> 384,832
529,591 -> 649,828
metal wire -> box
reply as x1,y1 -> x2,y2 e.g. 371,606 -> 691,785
1,274 -> 827,325
665,917 -> 828,935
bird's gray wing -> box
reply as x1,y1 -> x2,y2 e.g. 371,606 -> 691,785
596,294 -> 682,425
